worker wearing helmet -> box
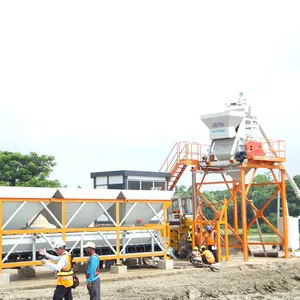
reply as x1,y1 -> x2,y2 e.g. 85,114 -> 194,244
195,225 -> 201,248
190,246 -> 201,263
84,242 -> 100,300
200,245 -> 215,265
187,225 -> 193,242
205,225 -> 218,263
39,240 -> 74,300
191,246 -> 200,256
182,225 -> 193,258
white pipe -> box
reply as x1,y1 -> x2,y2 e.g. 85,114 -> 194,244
32,236 -> 36,262
80,235 -> 84,261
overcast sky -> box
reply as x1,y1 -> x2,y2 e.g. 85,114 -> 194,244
0,1 -> 299,189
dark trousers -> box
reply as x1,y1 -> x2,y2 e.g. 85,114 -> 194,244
53,285 -> 73,300
208,245 -> 218,263
88,277 -> 101,300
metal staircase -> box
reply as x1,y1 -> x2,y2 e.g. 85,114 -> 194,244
159,142 -> 208,190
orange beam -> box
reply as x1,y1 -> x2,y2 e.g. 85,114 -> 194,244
241,163 -> 283,170
280,168 -> 289,258
2,225 -> 166,235
1,252 -> 167,269
233,181 -> 238,232
248,242 -> 282,246
0,198 -> 172,203
221,174 -> 233,195
198,191 -> 219,215
227,224 -> 242,242
245,182 -> 278,186
260,188 -> 279,212
200,181 -> 234,186
240,167 -> 248,261
245,169 -> 257,195
116,202 -> 120,263
163,202 -> 168,259
261,216 -> 284,240
0,201 -> 2,273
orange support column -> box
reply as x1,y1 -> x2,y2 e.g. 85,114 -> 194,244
216,221 -> 221,261
116,202 -> 120,264
224,198 -> 229,262
233,181 -> 238,233
281,169 -> 289,258
240,167 -> 248,261
62,201 -> 66,242
163,202 -> 168,259
0,200 -> 2,273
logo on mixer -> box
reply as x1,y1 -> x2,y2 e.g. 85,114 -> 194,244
212,129 -> 225,133
212,122 -> 225,128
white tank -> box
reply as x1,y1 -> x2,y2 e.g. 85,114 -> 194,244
277,216 -> 299,250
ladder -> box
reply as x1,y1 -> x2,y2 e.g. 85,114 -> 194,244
159,142 -> 208,190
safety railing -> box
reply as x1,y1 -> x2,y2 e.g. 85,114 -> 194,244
245,138 -> 286,161
160,142 -> 209,173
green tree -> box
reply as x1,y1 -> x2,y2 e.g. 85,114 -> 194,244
174,185 -> 190,196
0,151 -> 61,187
286,175 -> 300,217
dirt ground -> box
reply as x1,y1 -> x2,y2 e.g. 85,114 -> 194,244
1,258 -> 300,299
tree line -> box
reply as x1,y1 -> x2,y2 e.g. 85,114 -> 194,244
174,173 -> 300,233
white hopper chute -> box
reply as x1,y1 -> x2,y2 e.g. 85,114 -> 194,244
40,189 -> 119,228
201,110 -> 244,161
0,186 -> 57,230
107,190 -> 174,226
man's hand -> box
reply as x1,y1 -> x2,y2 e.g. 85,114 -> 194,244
39,248 -> 47,256
41,259 -> 47,265
87,282 -> 91,289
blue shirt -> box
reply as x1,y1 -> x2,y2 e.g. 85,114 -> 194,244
86,255 -> 100,283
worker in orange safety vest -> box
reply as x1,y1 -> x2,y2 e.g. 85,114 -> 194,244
205,225 -> 219,263
200,245 -> 215,265
40,240 -> 74,300
195,226 -> 201,248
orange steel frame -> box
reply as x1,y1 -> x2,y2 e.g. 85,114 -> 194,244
0,198 -> 171,272
160,140 -> 289,262
192,163 -> 288,261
